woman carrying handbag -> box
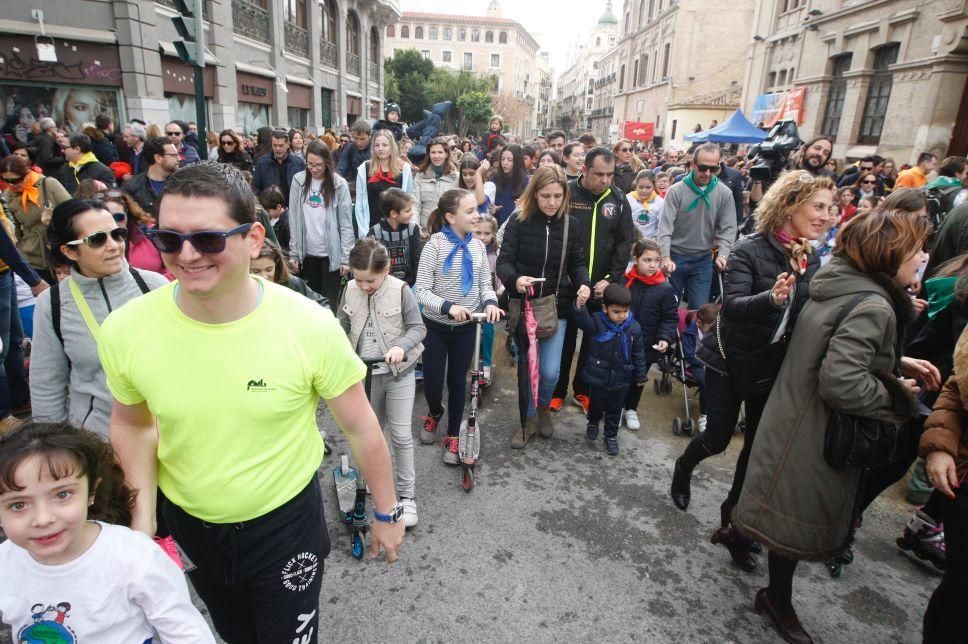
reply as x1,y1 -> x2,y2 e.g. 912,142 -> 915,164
497,165 -> 591,448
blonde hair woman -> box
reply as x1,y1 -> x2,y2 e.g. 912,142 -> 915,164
612,139 -> 643,194
354,128 -> 413,233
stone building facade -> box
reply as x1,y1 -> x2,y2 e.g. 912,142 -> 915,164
741,0 -> 968,163
0,0 -> 400,135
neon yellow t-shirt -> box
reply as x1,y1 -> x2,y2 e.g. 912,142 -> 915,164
98,278 -> 365,523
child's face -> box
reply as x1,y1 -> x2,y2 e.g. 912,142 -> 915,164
697,319 -> 713,334
656,176 -> 669,191
605,304 -> 630,325
354,266 -> 389,295
54,266 -> 72,282
635,250 -> 661,277
490,120 -> 501,132
840,190 -> 854,206
0,454 -> 96,565
635,178 -> 654,195
857,198 -> 873,215
474,224 -> 493,246
461,168 -> 478,188
250,256 -> 277,282
390,204 -> 413,225
445,194 -> 480,235
269,204 -> 285,218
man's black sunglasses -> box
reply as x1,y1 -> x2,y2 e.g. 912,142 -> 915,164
145,223 -> 252,254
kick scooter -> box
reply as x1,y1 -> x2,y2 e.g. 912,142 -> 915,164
458,313 -> 487,492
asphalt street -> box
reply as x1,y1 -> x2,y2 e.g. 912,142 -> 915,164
1,331 -> 937,643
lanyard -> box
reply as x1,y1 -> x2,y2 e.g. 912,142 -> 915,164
588,187 -> 612,278
67,278 -> 101,343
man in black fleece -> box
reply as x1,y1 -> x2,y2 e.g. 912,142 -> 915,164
551,147 -> 635,413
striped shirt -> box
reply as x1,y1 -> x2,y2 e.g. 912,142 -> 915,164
413,233 -> 498,327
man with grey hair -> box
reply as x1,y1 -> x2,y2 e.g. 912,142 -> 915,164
34,117 -> 63,175
122,122 -> 148,178
658,142 -> 736,307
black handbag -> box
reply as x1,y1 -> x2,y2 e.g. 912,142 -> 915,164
822,292 -> 912,469
715,313 -> 788,401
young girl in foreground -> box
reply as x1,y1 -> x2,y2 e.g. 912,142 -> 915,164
0,422 -> 215,642
413,189 -> 502,463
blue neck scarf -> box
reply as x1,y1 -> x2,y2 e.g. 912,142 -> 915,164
442,224 -> 474,296
593,311 -> 635,361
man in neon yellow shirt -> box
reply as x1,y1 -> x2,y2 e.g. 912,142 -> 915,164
99,162 -> 403,644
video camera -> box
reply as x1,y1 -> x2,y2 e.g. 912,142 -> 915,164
748,120 -> 803,184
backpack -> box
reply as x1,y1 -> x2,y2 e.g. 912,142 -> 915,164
51,267 -> 150,347
924,185 -> 962,231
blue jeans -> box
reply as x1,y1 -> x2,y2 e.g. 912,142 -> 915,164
670,252 -> 713,308
481,321 -> 494,367
0,271 -> 25,417
526,319 -> 568,416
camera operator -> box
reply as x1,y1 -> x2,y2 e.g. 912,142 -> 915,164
749,135 -> 832,205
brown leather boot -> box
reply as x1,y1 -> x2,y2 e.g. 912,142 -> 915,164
511,417 -> 538,449
537,406 -> 554,438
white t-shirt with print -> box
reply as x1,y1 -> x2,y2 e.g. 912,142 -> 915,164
0,522 -> 215,643
303,177 -> 329,257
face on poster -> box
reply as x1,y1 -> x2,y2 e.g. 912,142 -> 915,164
1,85 -> 121,141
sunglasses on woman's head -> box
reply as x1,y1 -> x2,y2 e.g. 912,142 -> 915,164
1,174 -> 26,184
65,227 -> 128,249
144,223 -> 252,254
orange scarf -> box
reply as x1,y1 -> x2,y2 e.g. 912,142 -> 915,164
630,190 -> 657,207
15,171 -> 42,210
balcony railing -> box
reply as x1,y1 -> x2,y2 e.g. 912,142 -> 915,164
320,39 -> 338,68
368,62 -> 380,83
232,0 -> 269,44
284,22 -> 310,58
347,52 -> 361,76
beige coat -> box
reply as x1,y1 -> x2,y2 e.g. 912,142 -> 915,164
411,169 -> 459,230
732,258 -> 919,560
4,176 -> 71,270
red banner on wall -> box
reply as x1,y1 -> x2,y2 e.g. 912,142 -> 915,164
765,86 -> 806,127
623,121 -> 655,142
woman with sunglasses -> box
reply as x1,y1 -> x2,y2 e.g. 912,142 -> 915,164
612,139 -> 643,195
216,129 -> 253,173
0,154 -> 71,283
30,199 -> 168,437
852,171 -> 882,205
101,190 -> 173,280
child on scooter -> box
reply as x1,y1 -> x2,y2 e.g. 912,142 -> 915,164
621,239 -> 678,432
574,284 -> 647,456
338,238 -> 426,528
474,215 -> 503,386
413,189 -> 502,465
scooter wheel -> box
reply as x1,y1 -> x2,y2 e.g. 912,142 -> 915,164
664,380 -> 673,394
672,417 -> 682,435
352,532 -> 365,560
683,420 -> 694,436
462,467 -> 474,492
654,379 -> 662,395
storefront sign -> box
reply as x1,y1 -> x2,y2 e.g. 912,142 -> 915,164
235,72 -> 274,106
0,36 -> 121,85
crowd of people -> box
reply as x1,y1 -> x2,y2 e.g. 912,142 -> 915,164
0,104 -> 966,643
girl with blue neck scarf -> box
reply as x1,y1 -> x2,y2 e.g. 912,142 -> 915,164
413,189 -> 503,465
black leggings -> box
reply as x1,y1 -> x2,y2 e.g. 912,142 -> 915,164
301,255 -> 342,314
923,484 -> 968,643
678,368 -> 768,524
422,320 -> 476,437
767,551 -> 799,614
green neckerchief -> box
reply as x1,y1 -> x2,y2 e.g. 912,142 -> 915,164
925,175 -> 963,191
432,163 -> 445,178
682,170 -> 719,212
926,276 -> 958,319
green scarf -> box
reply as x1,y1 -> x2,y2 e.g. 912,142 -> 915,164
682,171 -> 719,212
926,276 -> 958,319
432,163 -> 445,179
925,175 -> 963,191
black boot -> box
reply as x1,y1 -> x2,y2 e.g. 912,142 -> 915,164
671,457 -> 692,511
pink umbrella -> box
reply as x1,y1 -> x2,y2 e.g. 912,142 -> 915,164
523,286 -> 540,410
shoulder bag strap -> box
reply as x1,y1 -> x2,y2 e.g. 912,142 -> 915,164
51,280 -> 64,347
41,177 -> 50,208
67,278 -> 101,343
129,267 -> 150,294
555,214 -> 569,295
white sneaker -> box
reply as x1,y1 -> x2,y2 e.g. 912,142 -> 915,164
698,414 -> 708,432
623,410 -> 641,431
482,365 -> 493,387
400,498 -> 418,528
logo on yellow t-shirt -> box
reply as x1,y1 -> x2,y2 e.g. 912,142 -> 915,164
246,378 -> 274,392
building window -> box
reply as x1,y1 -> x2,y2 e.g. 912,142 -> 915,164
414,26 -> 423,39
821,54 -> 851,138
586,97 -> 593,109
624,12 -> 630,35
632,59 -> 639,86
662,43 -> 670,79
648,0 -> 656,19
400,25 -> 409,38
499,31 -> 508,44
444,27 -> 452,40
858,44 -> 899,144
429,27 -> 437,40
286,0 -> 307,28
320,0 -> 337,44
638,0 -> 645,24
490,54 -> 500,67
443,50 -> 452,63
609,36 -> 616,45
386,25 -> 395,38
458,28 -> 466,41
346,12 -> 360,56
619,64 -> 625,90
596,37 -> 601,47
370,27 -> 379,67
642,55 -> 649,85
463,52 -> 473,69
485,30 -> 494,43
778,69 -> 787,86
421,50 -> 430,59
767,71 -> 777,91
471,29 -> 480,42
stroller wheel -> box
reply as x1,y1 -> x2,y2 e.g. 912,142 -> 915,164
682,420 -> 694,436
672,417 -> 682,436
663,380 -> 673,394
654,379 -> 662,395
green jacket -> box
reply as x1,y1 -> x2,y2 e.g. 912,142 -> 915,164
732,258 -> 919,560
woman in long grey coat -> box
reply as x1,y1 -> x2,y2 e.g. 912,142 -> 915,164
732,208 -> 929,643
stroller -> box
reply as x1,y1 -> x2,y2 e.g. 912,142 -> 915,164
654,306 -> 704,437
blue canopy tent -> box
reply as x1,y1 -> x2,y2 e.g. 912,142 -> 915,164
683,109 -> 767,144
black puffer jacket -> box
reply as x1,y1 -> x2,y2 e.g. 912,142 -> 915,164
497,210 -> 591,319
698,232 -> 819,373
568,178 -> 636,284
628,278 -> 678,354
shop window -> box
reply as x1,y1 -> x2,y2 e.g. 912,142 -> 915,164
238,101 -> 270,135
821,54 -> 851,137
858,44 -> 898,144
287,106 -> 308,129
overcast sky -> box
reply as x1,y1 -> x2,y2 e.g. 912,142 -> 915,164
400,0 -> 616,75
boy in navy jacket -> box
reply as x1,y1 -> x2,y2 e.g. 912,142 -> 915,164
681,303 -> 718,431
574,284 -> 647,455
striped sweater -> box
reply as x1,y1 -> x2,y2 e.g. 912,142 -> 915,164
413,232 -> 498,327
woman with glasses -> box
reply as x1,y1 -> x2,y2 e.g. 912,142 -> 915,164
30,199 -> 168,437
216,129 -> 253,173
852,171 -> 882,204
289,140 -> 354,312
612,139 -> 643,195
412,137 -> 458,233
670,171 -> 836,571
0,154 -> 71,282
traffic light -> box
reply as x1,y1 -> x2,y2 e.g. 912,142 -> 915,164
171,0 -> 203,67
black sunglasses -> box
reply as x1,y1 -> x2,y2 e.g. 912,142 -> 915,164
166,130 -> 183,136
112,212 -> 126,222
221,139 -> 236,145
145,223 -> 252,254
696,164 -> 719,173
65,227 -> 128,249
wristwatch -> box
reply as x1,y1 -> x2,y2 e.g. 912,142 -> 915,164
373,503 -> 404,524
